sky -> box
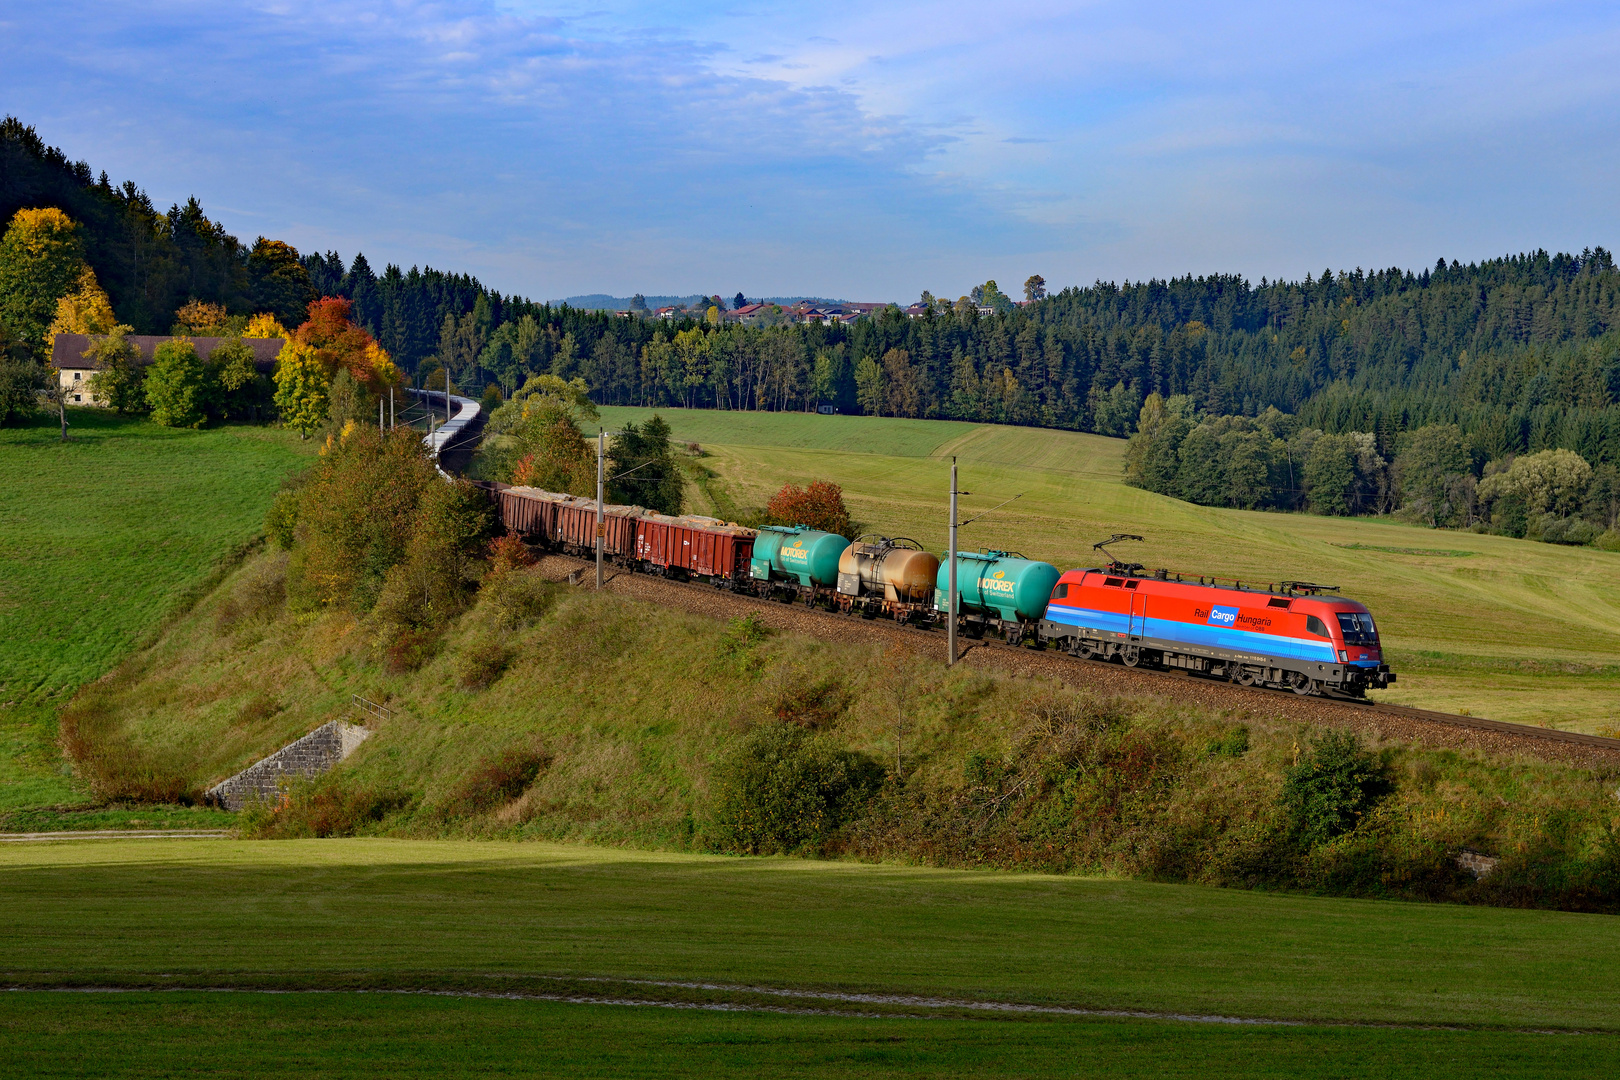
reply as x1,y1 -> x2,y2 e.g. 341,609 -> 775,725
3,1 -> 1619,302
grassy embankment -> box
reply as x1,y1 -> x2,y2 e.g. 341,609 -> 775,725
0,409 -> 312,821
3,838 -> 1620,1076
591,407 -> 1620,732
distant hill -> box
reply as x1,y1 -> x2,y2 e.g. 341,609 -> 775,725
558,294 -> 864,311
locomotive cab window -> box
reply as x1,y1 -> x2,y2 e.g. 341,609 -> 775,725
1305,615 -> 1330,638
1051,583 -> 1069,599
1336,612 -> 1378,644
1104,577 -> 1124,587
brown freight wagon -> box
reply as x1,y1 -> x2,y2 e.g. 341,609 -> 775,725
552,497 -> 638,556
634,514 -> 756,583
490,484 -> 560,538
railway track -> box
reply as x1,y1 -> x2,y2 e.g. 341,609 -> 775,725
534,552 -> 1620,764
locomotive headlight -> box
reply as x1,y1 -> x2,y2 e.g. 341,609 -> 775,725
1338,650 -> 1348,662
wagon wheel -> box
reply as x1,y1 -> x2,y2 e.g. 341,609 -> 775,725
1120,645 -> 1141,667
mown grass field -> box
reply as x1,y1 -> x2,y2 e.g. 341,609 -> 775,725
1,838 -> 1617,1077
0,409 -> 313,810
595,407 -> 1620,731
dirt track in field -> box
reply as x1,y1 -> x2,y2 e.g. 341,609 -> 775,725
535,554 -> 1620,769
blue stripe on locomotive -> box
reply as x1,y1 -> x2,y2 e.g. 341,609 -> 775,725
1045,604 -> 1340,664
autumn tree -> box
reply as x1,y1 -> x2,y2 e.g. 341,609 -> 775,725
273,339 -> 330,438
244,312 -> 290,340
1023,274 -> 1047,302
766,480 -> 854,538
173,299 -> 235,336
854,356 -> 885,415
0,208 -> 86,353
882,347 -> 920,418
47,267 -> 117,337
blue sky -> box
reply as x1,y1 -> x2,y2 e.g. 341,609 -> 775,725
4,1 -> 1618,301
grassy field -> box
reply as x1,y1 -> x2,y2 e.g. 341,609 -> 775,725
1,838 -> 1617,1076
2,992 -> 1613,1079
0,409 -> 313,810
593,407 -> 1620,731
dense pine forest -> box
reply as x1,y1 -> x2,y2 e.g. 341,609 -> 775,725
4,115 -> 1619,541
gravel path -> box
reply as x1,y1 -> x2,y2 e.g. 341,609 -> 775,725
536,555 -> 1620,769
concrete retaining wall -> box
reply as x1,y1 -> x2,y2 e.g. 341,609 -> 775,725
205,721 -> 371,810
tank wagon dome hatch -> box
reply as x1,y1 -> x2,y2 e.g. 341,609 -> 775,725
936,550 -> 1061,623
750,524 -> 847,588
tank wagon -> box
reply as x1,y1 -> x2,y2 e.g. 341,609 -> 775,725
835,536 -> 939,621
1037,539 -> 1395,696
750,525 -> 847,601
933,550 -> 1062,644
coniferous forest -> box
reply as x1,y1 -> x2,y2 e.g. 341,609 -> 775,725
4,116 -> 1619,542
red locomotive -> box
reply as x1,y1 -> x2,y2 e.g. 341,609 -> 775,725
1037,535 -> 1395,697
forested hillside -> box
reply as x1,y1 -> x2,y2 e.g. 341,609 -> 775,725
5,116 -> 1617,468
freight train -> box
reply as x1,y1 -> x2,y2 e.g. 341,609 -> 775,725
480,483 -> 1396,698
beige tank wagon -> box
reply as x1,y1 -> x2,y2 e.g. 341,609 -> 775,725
835,536 -> 940,622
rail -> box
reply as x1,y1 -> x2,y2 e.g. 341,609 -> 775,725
351,694 -> 393,725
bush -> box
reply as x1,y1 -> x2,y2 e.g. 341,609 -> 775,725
717,612 -> 772,674
766,480 -> 854,538
0,356 -> 41,426
487,533 -> 535,574
443,747 -> 550,816
216,553 -> 288,632
244,783 -> 412,838
710,723 -> 883,855
1280,729 -> 1391,847
1206,726 -> 1250,757
457,637 -> 512,689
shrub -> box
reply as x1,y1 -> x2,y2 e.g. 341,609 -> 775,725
443,747 -> 550,816
480,567 -> 554,630
772,671 -> 851,728
1207,726 -> 1250,757
710,723 -> 883,855
766,480 -> 854,538
487,533 -> 535,574
245,783 -> 412,838
1280,729 -> 1391,847
216,553 -> 288,632
457,637 -> 512,690
717,612 -> 772,674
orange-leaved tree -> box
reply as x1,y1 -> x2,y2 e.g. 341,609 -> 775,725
766,480 -> 853,538
295,296 -> 399,391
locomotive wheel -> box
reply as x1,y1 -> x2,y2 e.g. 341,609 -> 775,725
1289,672 -> 1317,696
1235,670 -> 1257,687
1078,641 -> 1101,660
1121,645 -> 1141,667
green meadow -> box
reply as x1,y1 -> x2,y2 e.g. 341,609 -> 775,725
1,838 -> 1617,1077
0,409 -> 313,810
595,407 -> 1620,731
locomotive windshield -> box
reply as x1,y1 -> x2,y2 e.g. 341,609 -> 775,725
1336,612 -> 1378,645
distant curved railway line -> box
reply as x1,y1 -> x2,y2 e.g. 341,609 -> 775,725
527,552 -> 1620,768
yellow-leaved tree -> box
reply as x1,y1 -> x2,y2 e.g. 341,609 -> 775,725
0,207 -> 88,351
173,299 -> 232,336
244,312 -> 290,339
272,339 -> 330,438
46,267 -> 117,337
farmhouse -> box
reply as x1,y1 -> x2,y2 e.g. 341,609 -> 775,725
49,334 -> 286,406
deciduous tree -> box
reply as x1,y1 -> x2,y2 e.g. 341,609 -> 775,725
46,267 -> 116,337
273,339 -> 330,438
0,207 -> 86,352
144,338 -> 207,428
